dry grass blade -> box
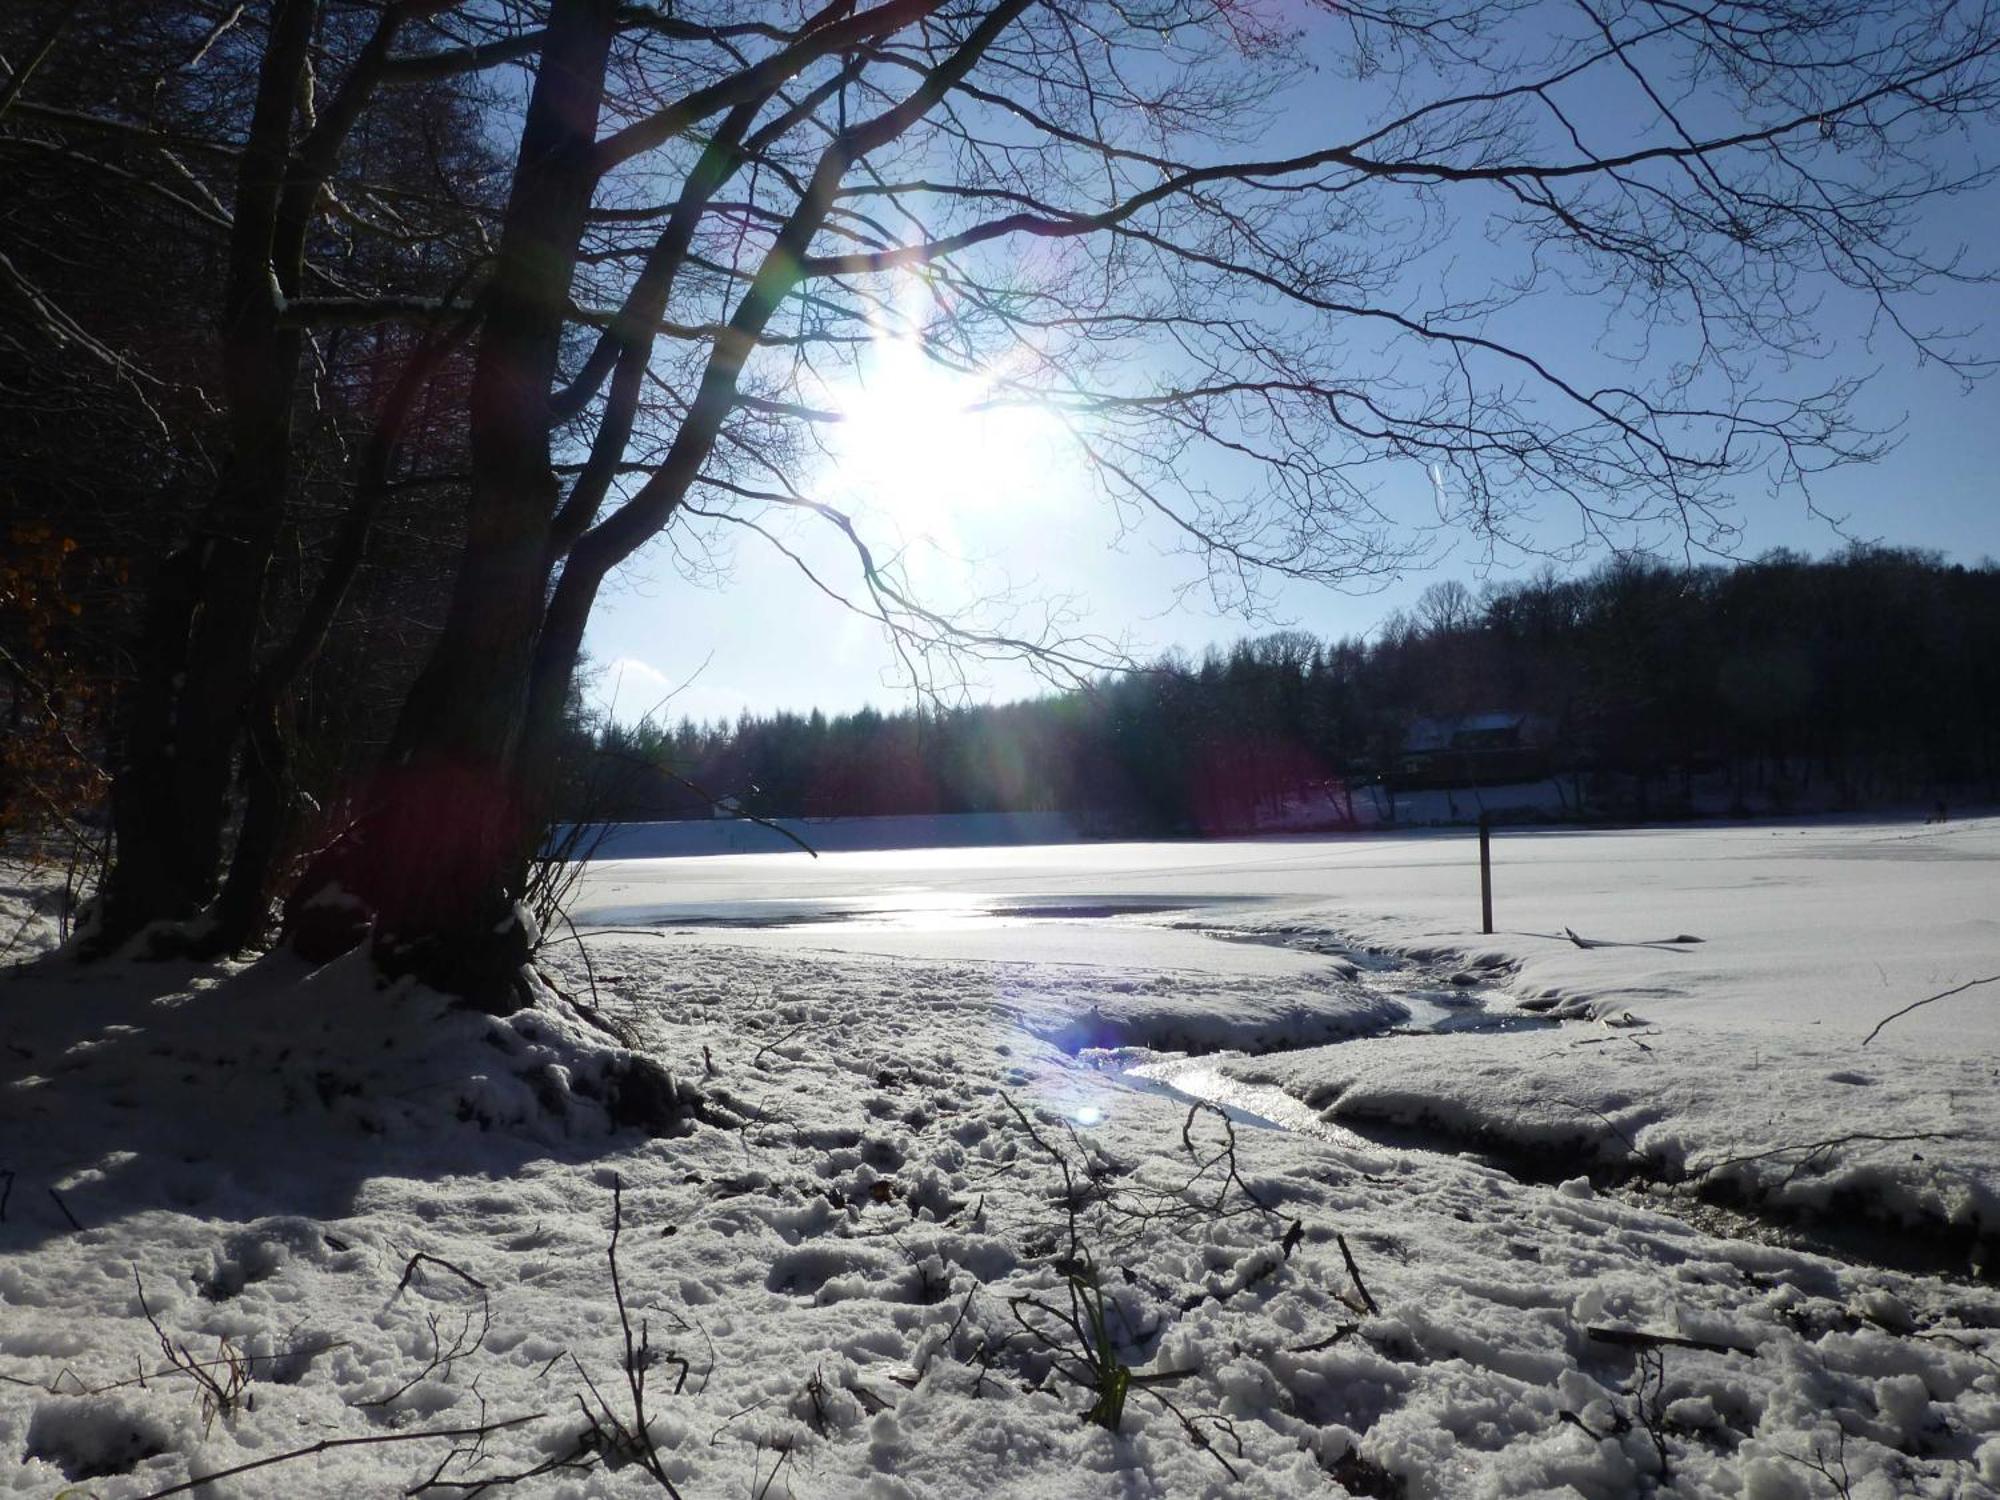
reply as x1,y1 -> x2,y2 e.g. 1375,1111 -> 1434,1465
134,1269 -> 250,1433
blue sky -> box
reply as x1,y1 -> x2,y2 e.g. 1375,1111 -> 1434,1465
581,9 -> 2000,727
583,341 -> 2000,727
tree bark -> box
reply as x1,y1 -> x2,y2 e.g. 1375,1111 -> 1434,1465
203,307 -> 481,955
91,0 -> 319,951
91,0 -> 454,955
283,0 -> 619,1004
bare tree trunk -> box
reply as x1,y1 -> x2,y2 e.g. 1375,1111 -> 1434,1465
284,0 -> 619,1004
89,0 -> 460,956
203,308 -> 480,955
91,0 -> 319,951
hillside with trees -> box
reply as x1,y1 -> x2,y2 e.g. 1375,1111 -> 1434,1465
569,548 -> 2000,832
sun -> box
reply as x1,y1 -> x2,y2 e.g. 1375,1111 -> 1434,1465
824,338 -> 1070,533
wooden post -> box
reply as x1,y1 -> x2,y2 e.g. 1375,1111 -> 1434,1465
1478,811 -> 1493,935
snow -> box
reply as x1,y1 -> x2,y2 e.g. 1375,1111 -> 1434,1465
2,817 -> 1998,1496
0,859 -> 70,962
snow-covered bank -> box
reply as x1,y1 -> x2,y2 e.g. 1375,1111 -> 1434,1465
1220,1025 -> 2000,1265
576,818 -> 2000,1257
1178,818 -> 2000,1265
6,937 -> 1999,1498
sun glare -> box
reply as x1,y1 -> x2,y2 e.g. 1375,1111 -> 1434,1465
826,339 -> 1070,533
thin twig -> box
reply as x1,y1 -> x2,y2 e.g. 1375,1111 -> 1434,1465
128,1415 -> 543,1499
1693,1130 -> 1956,1184
598,1176 -> 686,1498
1287,1323 -> 1361,1354
47,1187 -> 82,1231
1587,1325 -> 1745,1356
396,1252 -> 490,1296
1144,1388 -> 1243,1481
4,1342 -> 346,1398
1336,1233 -> 1379,1316
751,1023 -> 809,1067
556,909 -> 604,1002
1861,973 -> 2000,1047
0,1 -> 79,125
135,1270 -> 249,1431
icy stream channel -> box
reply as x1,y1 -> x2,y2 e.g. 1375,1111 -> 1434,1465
1112,1054 -> 1406,1165
1100,940 -> 1984,1280
1099,929 -> 1559,1163
1119,1056 -> 1332,1136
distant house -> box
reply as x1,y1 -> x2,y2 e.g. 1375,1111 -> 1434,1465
1398,711 -> 1554,785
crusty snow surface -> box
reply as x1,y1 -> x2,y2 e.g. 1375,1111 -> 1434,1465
2,818 -> 1998,1498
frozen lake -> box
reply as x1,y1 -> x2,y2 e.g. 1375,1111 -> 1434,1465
575,837 -> 1390,976
573,817 -> 2000,1046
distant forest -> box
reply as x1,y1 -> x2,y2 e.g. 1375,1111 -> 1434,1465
563,548 -> 2000,832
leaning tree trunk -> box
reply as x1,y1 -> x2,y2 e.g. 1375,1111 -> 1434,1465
279,0 -> 958,1002
283,0 -> 619,1007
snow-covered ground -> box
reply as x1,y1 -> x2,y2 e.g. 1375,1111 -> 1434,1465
2,819 -> 1998,1497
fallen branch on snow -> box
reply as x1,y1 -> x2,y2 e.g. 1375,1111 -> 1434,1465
1586,1325 -> 1748,1356
126,1414 -> 544,1499
1335,1233 -> 1380,1317
1560,927 -> 1703,951
1692,1130 -> 1958,1189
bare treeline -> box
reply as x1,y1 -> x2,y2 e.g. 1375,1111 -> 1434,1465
576,548 -> 2000,831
